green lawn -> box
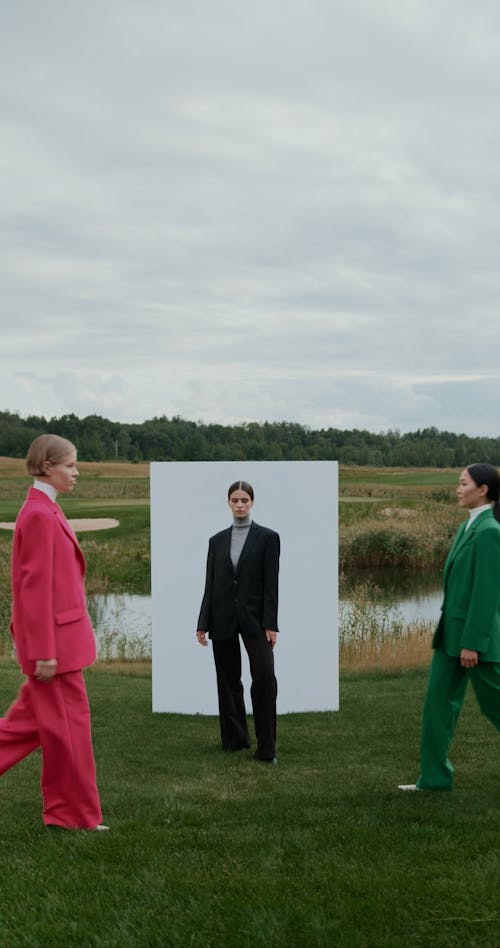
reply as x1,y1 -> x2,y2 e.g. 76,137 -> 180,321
339,468 -> 460,487
0,662 -> 499,947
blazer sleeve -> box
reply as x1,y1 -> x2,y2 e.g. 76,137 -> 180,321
461,526 -> 500,653
262,531 -> 280,631
197,539 -> 215,632
17,510 -> 58,661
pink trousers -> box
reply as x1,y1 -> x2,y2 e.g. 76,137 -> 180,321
0,670 -> 102,828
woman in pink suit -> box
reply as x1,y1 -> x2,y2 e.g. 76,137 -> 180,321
0,434 -> 107,830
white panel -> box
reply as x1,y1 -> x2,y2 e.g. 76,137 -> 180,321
151,461 -> 338,713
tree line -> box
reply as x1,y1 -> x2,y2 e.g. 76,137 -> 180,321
0,410 -> 499,467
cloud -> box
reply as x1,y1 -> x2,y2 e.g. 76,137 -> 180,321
1,1 -> 500,435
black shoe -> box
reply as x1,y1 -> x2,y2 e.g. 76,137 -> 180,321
254,754 -> 278,764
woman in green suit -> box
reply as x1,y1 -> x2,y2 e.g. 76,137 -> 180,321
399,463 -> 500,791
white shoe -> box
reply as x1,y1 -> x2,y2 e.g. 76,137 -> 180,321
46,823 -> 111,831
397,784 -> 420,791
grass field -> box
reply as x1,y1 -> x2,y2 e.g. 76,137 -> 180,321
0,660 -> 499,948
0,461 -> 497,945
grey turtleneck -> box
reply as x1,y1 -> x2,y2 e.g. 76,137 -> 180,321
230,516 -> 252,569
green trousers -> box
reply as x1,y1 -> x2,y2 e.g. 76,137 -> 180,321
416,649 -> 500,790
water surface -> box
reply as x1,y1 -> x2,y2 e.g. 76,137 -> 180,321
89,570 -> 443,658
87,593 -> 152,659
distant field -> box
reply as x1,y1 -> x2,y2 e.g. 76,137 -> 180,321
0,457 -> 150,479
0,461 -> 463,587
0,460 -> 461,510
0,459 -> 150,504
339,465 -> 460,487
0,458 -> 461,487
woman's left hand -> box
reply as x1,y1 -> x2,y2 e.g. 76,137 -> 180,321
265,629 -> 277,648
460,648 -> 478,668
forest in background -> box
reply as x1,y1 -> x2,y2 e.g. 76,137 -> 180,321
1,409 -> 499,467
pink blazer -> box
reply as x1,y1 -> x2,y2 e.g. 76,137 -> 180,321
10,487 -> 97,676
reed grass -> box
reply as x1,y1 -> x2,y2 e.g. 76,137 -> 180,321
87,593 -> 152,661
339,580 -> 434,671
80,534 -> 150,595
338,468 -> 462,570
339,500 -> 461,570
96,626 -> 152,661
340,621 -> 432,671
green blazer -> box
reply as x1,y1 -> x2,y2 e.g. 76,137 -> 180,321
433,508 -> 500,662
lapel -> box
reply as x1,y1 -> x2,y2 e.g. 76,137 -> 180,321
444,509 -> 493,584
235,522 -> 258,575
27,487 -> 85,565
220,527 -> 233,572
55,504 -> 81,546
221,522 -> 259,575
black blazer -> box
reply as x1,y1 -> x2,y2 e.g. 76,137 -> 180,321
197,522 -> 280,640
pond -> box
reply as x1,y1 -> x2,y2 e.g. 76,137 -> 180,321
87,593 -> 152,660
340,568 -> 442,626
88,570 -> 444,659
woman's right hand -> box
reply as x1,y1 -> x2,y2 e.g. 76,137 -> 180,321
196,631 -> 208,647
35,659 -> 57,681
460,648 -> 478,668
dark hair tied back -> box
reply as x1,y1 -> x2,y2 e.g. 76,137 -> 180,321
467,463 -> 500,522
227,480 -> 254,500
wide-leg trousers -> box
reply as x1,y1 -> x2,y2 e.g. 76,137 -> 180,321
416,649 -> 500,790
212,632 -> 277,760
0,670 -> 102,828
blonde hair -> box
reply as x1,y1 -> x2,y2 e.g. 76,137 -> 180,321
26,434 -> 76,477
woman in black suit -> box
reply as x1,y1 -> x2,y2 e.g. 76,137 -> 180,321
196,481 -> 280,763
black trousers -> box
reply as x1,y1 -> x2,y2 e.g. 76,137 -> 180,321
211,631 -> 277,760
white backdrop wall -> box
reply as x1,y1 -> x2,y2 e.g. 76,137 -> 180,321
151,461 -> 338,714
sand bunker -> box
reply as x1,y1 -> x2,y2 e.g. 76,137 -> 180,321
0,518 -> 119,532
69,518 -> 119,531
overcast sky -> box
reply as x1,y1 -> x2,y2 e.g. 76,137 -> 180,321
2,0 -> 500,435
